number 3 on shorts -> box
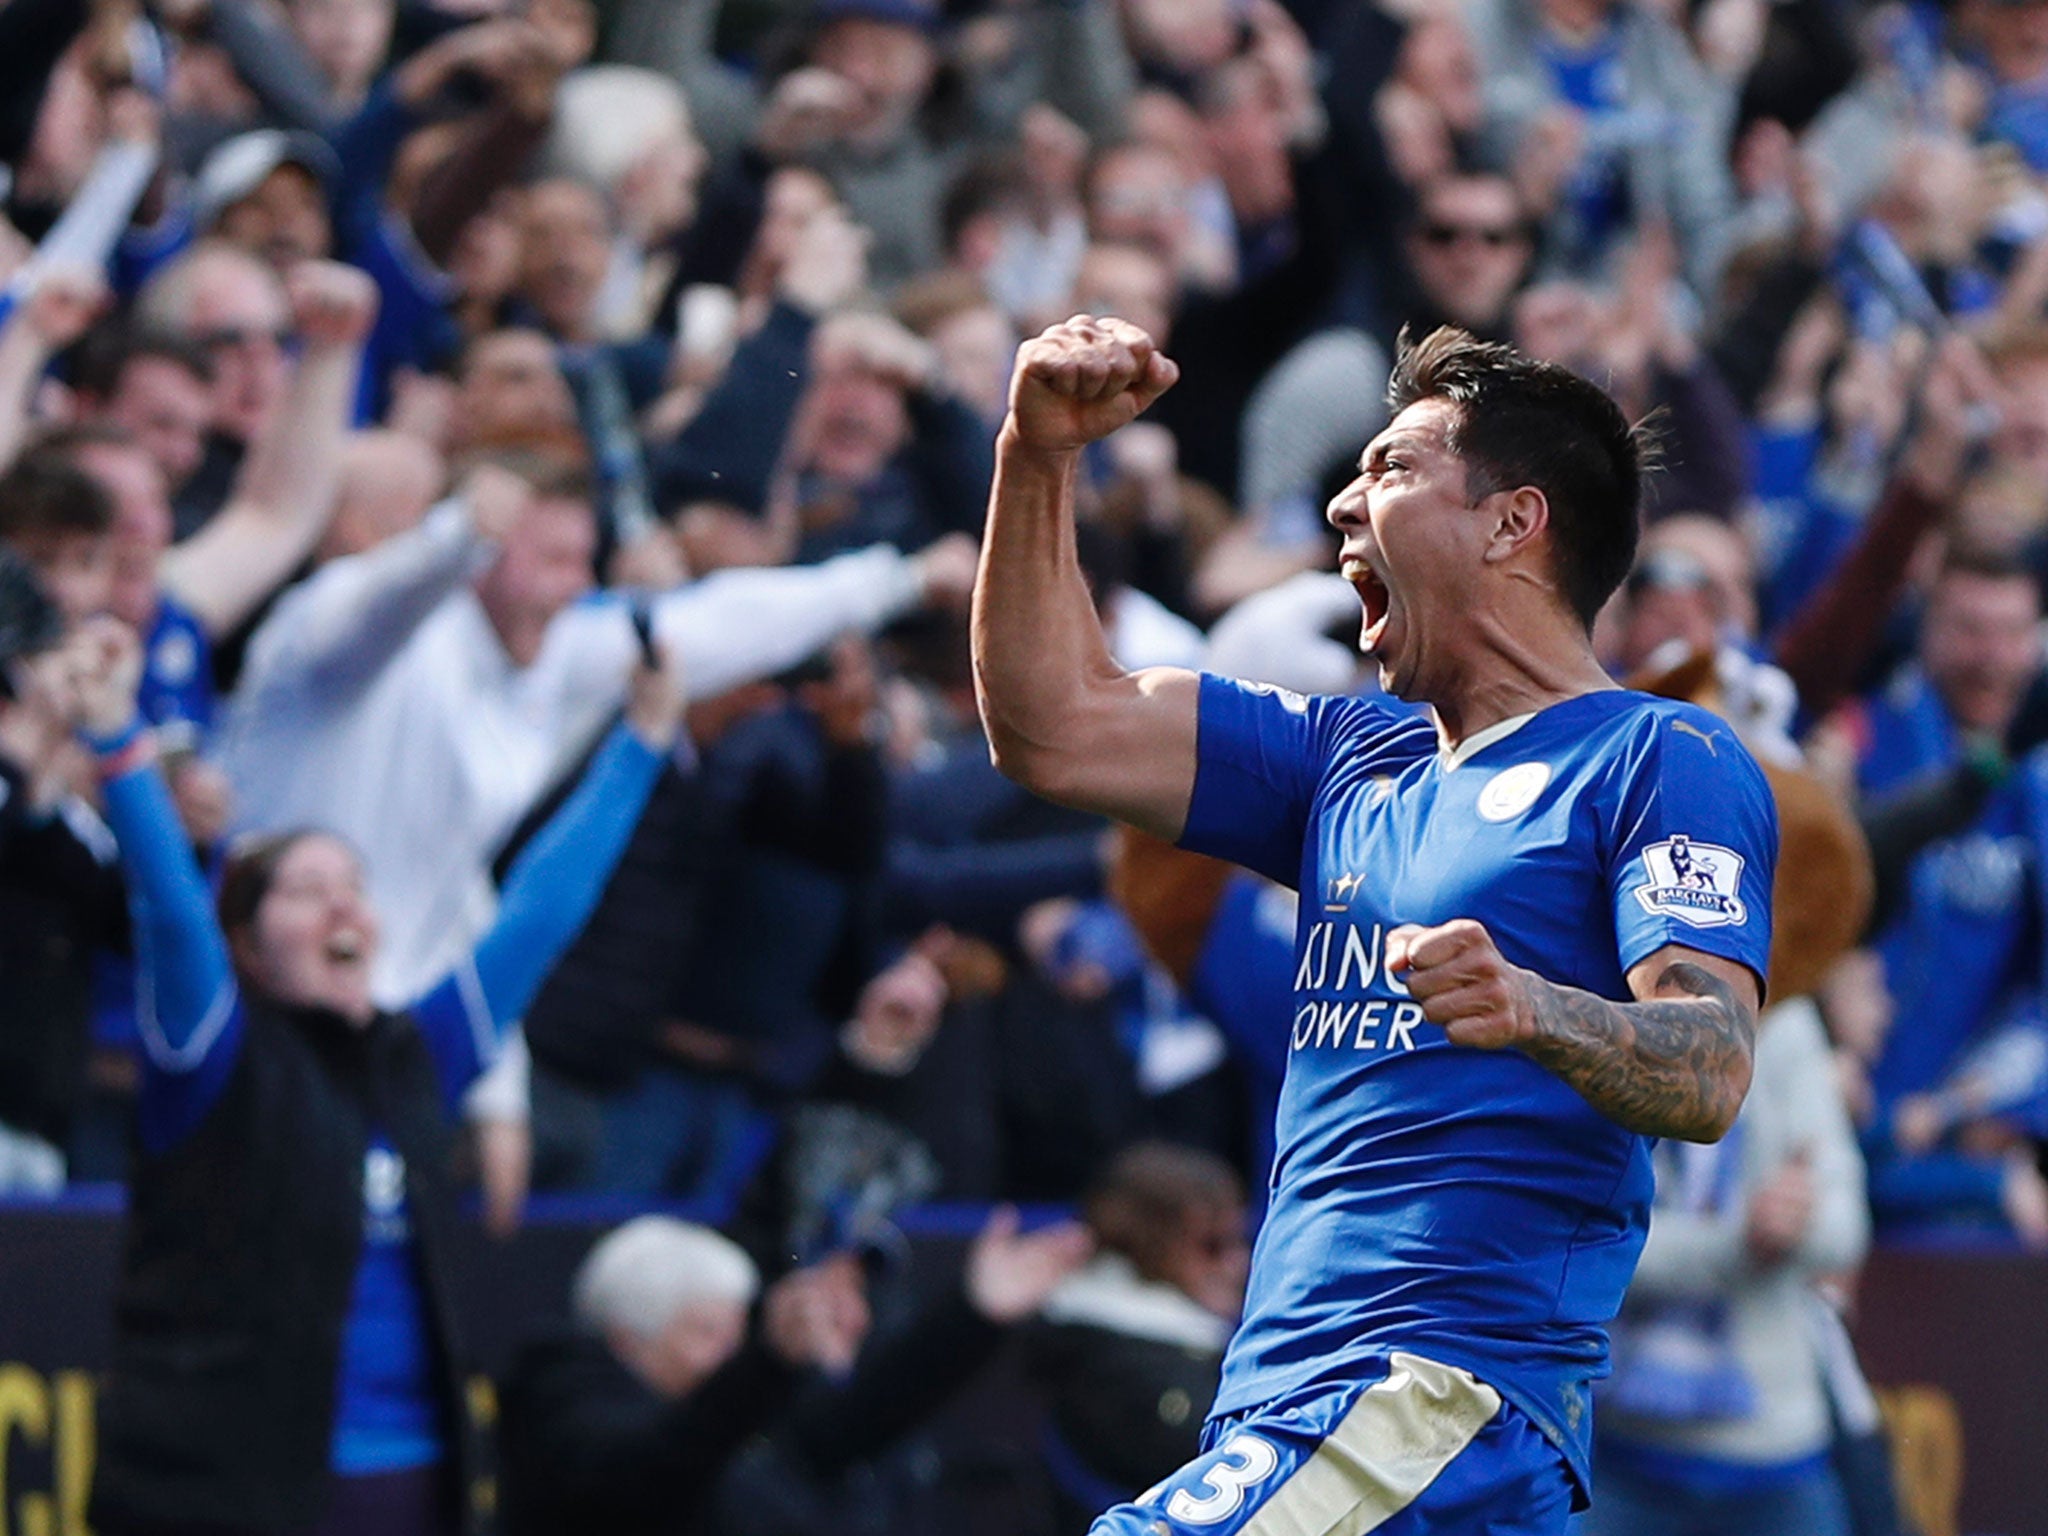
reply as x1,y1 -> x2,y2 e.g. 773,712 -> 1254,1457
1164,1434 -> 1280,1525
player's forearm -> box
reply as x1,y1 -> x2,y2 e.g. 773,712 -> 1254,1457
972,432 -> 1123,794
1517,961 -> 1756,1142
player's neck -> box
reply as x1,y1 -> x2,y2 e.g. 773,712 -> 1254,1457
1426,618 -> 1615,754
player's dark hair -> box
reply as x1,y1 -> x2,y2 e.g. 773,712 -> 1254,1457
0,452 -> 116,545
1387,326 -> 1644,628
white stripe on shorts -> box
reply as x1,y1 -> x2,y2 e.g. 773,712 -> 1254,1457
1240,1352 -> 1501,1536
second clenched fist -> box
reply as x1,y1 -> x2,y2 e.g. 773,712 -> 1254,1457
1004,316 -> 1179,454
1385,918 -> 1537,1051
287,261 -> 380,351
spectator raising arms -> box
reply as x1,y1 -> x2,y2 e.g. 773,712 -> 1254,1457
71,614 -> 683,1536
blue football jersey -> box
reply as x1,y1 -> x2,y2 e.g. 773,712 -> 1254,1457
1178,676 -> 1778,1493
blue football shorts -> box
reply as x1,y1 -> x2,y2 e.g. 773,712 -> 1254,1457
1087,1351 -> 1574,1536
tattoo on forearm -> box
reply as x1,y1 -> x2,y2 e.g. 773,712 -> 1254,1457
1518,962 -> 1756,1141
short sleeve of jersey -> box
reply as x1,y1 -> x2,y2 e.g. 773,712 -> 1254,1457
1179,674 -> 1430,888
1607,706 -> 1779,988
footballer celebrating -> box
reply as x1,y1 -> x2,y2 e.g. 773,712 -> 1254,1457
971,318 -> 1777,1534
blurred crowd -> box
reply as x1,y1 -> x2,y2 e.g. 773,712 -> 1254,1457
0,0 -> 2044,1529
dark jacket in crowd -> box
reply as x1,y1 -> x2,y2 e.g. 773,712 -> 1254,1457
804,974 -> 1146,1202
500,1335 -> 802,1536
518,759 -> 719,1094
1027,1315 -> 1223,1527
500,1286 -> 1004,1536
882,725 -> 1107,946
677,703 -> 890,1079
0,760 -> 128,1151
91,999 -> 484,1536
170,433 -> 246,543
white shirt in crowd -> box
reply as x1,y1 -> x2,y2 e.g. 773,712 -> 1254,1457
218,499 -> 926,1004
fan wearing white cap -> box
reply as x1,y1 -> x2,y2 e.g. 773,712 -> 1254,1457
190,129 -> 339,275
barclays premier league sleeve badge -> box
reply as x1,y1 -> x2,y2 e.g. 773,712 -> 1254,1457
1634,835 -> 1748,928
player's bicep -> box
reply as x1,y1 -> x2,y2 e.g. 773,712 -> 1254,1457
1018,664 -> 1201,843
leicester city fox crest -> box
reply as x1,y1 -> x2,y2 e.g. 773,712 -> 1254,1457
1635,835 -> 1748,928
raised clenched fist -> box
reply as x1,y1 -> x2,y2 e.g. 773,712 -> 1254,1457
287,260 -> 380,352
1004,316 -> 1179,454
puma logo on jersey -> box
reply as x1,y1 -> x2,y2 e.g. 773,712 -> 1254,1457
1671,720 -> 1721,755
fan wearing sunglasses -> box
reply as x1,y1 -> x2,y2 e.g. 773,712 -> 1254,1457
1398,171 -> 1536,343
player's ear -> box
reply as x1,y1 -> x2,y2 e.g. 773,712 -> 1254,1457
1481,485 -> 1548,565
